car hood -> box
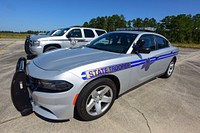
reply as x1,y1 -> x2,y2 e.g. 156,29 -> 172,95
30,35 -> 50,41
33,47 -> 121,71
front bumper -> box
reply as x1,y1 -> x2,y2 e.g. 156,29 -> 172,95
11,57 -> 75,120
29,45 -> 43,55
30,90 -> 74,120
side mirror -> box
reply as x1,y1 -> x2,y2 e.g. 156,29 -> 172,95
132,44 -> 151,54
67,33 -> 72,38
136,39 -> 145,47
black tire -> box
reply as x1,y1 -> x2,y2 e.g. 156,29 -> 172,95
44,46 -> 58,52
75,78 -> 117,121
162,59 -> 175,78
24,38 -> 32,55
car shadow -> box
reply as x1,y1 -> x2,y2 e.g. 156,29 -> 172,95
118,77 -> 157,98
35,113 -> 70,123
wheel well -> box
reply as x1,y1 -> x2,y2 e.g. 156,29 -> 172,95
43,44 -> 61,52
86,75 -> 121,98
173,56 -> 177,63
74,75 -> 120,118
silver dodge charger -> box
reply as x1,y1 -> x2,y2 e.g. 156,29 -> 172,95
11,30 -> 178,121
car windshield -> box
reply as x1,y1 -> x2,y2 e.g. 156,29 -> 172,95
86,32 -> 138,53
47,30 -> 56,35
53,28 -> 70,36
45,31 -> 51,35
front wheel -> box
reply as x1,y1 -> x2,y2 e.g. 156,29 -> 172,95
44,46 -> 58,52
75,78 -> 117,121
24,39 -> 32,55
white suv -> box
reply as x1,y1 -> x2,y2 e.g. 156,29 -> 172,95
28,26 -> 106,55
24,29 -> 61,55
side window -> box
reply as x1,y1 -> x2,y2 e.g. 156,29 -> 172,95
156,36 -> 169,49
95,30 -> 106,36
67,29 -> 82,38
84,29 -> 95,38
139,35 -> 156,51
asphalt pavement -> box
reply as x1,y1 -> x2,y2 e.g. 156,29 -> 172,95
0,39 -> 200,133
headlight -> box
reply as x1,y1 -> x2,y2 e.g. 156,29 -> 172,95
36,79 -> 73,92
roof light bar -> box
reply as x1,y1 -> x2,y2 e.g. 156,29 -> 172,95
116,27 -> 157,32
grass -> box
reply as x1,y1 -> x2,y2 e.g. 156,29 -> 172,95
0,33 -> 32,39
173,43 -> 200,49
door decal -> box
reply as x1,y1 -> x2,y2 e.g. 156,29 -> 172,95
141,58 -> 153,71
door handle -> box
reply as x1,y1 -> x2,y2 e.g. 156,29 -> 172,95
78,39 -> 86,42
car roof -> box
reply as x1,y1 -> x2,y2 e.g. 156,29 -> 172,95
111,31 -> 167,39
112,30 -> 154,34
67,26 -> 106,31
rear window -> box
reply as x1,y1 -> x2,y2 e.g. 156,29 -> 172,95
95,30 -> 106,36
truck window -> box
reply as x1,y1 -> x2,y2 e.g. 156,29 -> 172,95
95,30 -> 106,36
84,29 -> 95,38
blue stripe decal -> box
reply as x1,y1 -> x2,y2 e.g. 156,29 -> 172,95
81,51 -> 178,80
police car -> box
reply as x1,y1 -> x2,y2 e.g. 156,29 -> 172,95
11,28 -> 178,121
28,26 -> 106,56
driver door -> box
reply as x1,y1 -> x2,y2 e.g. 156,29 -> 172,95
66,29 -> 86,48
137,34 -> 160,82
129,34 -> 160,87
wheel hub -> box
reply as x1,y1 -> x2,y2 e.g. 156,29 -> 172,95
86,85 -> 113,116
94,95 -> 101,102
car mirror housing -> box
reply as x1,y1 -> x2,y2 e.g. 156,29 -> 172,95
66,34 -> 72,38
132,45 -> 151,54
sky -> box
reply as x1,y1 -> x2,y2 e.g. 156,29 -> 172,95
0,0 -> 200,32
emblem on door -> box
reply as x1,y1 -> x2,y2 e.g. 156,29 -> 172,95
141,58 -> 153,71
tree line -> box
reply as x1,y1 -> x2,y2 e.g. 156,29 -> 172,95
0,30 -> 46,34
83,14 -> 200,44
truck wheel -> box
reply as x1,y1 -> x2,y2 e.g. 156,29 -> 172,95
75,78 -> 117,121
24,39 -> 31,55
44,46 -> 58,52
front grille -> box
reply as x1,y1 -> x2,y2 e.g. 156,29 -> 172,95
27,76 -> 38,92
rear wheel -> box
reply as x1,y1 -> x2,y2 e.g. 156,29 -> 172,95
162,59 -> 175,78
75,78 -> 117,121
